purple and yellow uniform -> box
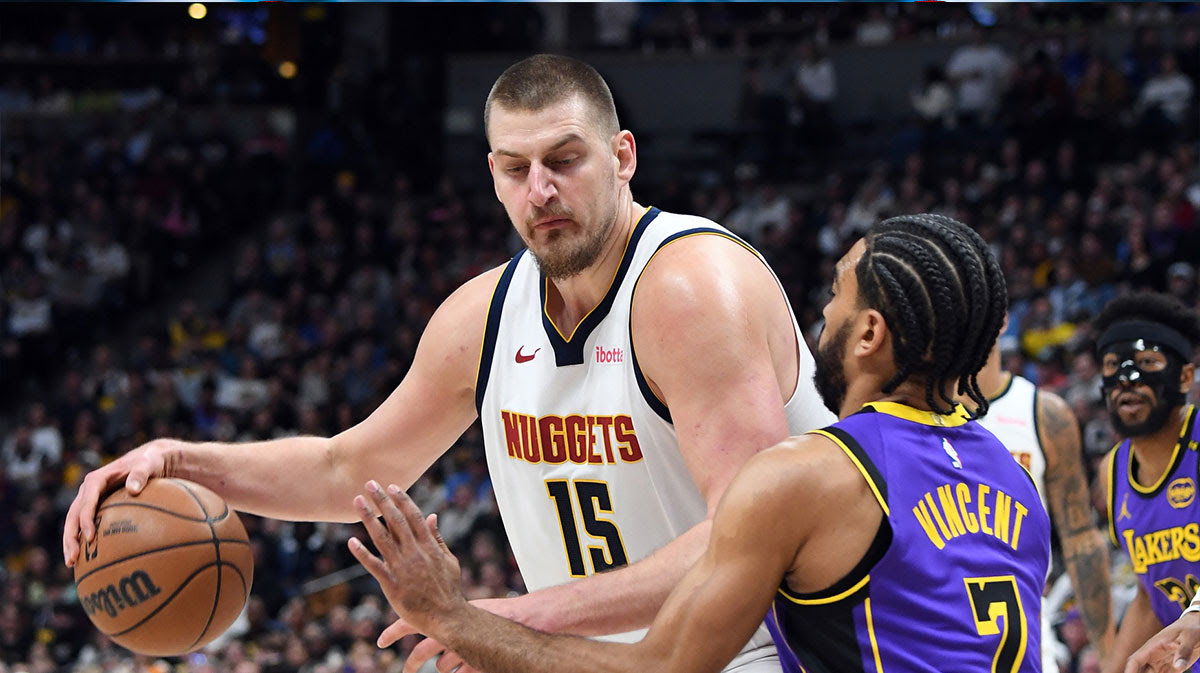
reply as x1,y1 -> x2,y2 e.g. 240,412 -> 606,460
766,401 -> 1051,673
1107,405 -> 1200,640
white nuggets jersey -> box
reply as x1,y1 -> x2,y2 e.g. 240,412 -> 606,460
475,207 -> 834,646
976,373 -> 1059,673
977,374 -> 1047,504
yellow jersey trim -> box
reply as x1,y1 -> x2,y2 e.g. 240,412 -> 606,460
1105,444 -> 1120,546
866,597 -> 885,673
776,573 -> 871,606
1128,405 -> 1196,495
863,400 -> 970,427
811,429 -> 890,515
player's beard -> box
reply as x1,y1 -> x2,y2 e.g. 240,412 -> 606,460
525,175 -> 618,280
529,214 -> 613,280
813,321 -> 853,416
1108,390 -> 1175,437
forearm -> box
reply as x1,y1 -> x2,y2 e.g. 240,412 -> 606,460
435,605 -> 649,673
1061,529 -> 1115,656
516,520 -> 711,635
166,436 -> 358,522
1105,589 -> 1161,673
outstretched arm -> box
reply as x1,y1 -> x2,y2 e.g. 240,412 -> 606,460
1038,390 -> 1114,656
355,445 -> 819,673
64,266 -> 498,566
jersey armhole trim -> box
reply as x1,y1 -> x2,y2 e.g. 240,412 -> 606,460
1105,443 -> 1121,547
810,427 -> 890,515
1129,405 -> 1197,496
776,518 -> 892,605
627,227 -> 756,424
474,251 -> 525,414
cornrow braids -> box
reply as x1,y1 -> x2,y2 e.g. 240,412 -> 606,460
855,214 -> 1008,415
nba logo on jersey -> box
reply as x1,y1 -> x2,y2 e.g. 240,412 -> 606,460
942,437 -> 962,469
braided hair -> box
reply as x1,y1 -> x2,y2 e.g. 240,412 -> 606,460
855,214 -> 1008,415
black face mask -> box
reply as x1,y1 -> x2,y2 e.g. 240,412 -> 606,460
1099,338 -> 1186,437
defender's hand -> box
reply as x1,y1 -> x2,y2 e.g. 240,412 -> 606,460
349,481 -> 466,639
1126,612 -> 1200,673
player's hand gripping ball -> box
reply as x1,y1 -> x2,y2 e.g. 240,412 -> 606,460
73,479 -> 254,656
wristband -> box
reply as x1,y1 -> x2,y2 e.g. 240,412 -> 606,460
1183,594 -> 1200,618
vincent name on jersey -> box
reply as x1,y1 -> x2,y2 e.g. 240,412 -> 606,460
914,482 -> 1032,552
1123,524 -> 1200,574
500,411 -> 644,466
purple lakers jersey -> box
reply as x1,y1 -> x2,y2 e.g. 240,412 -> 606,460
1107,405 -> 1200,631
767,401 -> 1051,673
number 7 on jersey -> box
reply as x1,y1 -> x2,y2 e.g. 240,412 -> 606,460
546,479 -> 630,577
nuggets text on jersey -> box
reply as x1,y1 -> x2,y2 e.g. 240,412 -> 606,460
500,411 -> 643,465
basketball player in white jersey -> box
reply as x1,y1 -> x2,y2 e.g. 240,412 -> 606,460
63,54 -> 833,673
973,335 -> 1115,670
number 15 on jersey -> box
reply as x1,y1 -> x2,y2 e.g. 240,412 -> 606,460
546,479 -> 630,577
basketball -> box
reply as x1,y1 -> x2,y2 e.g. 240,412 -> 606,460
73,478 -> 254,656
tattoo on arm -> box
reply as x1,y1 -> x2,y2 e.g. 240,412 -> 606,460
1039,391 -> 1113,652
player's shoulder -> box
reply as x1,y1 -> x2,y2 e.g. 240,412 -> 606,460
423,262 -> 511,339
645,211 -> 754,263
1033,385 -> 1077,440
736,434 -> 863,503
634,212 -> 768,314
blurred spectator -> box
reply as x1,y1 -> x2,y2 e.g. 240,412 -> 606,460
1135,53 -> 1196,149
911,64 -> 956,131
945,26 -> 1015,126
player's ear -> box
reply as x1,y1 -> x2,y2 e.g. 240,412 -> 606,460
854,309 -> 888,358
613,130 -> 636,185
487,153 -> 502,202
1180,361 -> 1196,395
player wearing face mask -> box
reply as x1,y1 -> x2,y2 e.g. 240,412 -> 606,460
1092,293 -> 1200,673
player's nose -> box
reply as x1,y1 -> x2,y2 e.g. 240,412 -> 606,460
527,163 -> 557,207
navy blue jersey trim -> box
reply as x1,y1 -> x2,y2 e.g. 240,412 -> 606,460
541,207 -> 661,367
475,251 -> 525,414
628,226 -> 756,424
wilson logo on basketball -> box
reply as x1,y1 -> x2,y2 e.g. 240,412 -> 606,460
81,570 -> 163,618
594,346 -> 623,363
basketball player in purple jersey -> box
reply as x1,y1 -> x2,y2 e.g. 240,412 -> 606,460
1083,294 -> 1200,673
347,214 -> 1053,673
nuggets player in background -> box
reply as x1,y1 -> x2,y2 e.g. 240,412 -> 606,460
973,328 -> 1115,670
1085,294 -> 1200,673
346,214 -> 1053,673
64,54 -> 834,673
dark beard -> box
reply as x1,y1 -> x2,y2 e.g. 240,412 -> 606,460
531,226 -> 609,280
1108,395 -> 1175,437
813,321 -> 852,416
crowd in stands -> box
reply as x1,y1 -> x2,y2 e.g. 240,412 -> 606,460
2,6 -> 1198,673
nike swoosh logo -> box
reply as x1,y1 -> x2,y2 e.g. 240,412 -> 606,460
515,346 -> 540,364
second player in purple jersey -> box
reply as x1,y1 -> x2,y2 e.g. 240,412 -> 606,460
769,402 -> 1050,673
